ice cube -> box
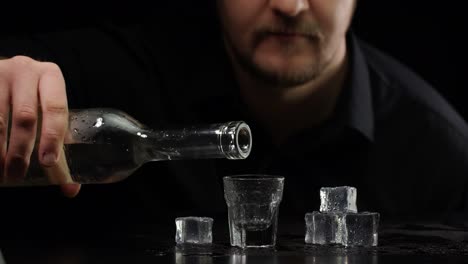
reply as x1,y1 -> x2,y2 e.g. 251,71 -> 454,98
342,212 -> 380,247
175,217 -> 213,244
320,186 -> 357,213
305,211 -> 345,245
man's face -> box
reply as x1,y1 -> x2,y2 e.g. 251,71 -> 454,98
218,0 -> 356,86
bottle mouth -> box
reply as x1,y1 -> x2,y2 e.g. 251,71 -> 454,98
221,121 -> 252,159
236,123 -> 252,159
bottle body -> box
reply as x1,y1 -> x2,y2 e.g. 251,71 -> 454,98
3,108 -> 252,186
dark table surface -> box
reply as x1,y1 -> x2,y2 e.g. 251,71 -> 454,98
1,214 -> 468,264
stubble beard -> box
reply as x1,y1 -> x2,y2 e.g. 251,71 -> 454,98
225,18 -> 328,88
233,42 -> 325,88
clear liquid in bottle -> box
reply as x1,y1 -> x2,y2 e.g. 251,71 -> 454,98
3,108 -> 252,186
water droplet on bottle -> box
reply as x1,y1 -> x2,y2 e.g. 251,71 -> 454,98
93,117 -> 104,128
73,128 -> 79,133
137,132 -> 148,138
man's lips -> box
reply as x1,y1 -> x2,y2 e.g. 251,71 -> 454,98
254,29 -> 320,47
266,32 -> 310,41
267,31 -> 316,39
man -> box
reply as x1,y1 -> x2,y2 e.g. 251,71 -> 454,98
0,0 -> 467,228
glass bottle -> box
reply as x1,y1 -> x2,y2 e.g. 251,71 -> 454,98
3,108 -> 252,186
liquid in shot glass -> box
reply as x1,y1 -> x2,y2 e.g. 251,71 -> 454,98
223,175 -> 285,248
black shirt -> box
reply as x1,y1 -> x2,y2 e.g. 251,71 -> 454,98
1,20 -> 468,231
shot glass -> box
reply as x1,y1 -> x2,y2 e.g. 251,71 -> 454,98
175,217 -> 213,245
223,175 -> 285,248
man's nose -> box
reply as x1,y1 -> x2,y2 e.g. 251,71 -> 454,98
270,0 -> 310,17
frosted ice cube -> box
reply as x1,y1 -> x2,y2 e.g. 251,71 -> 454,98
175,217 -> 213,244
320,186 -> 357,213
305,212 -> 380,247
305,211 -> 345,245
343,212 -> 379,247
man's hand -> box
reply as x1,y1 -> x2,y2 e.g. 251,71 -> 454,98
0,55 -> 80,197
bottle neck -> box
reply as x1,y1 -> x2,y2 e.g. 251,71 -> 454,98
139,121 -> 252,162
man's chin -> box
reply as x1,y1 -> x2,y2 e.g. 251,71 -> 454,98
232,46 -> 320,86
253,64 -> 319,87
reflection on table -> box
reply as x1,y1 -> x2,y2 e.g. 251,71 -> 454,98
0,220 -> 467,264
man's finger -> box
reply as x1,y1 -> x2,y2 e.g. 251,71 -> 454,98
42,147 -> 73,184
37,62 -> 68,168
0,76 -> 10,180
5,57 -> 40,181
48,150 -> 81,198
60,183 -> 81,198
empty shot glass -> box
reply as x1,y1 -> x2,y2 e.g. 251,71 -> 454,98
175,217 -> 213,245
223,175 -> 285,248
